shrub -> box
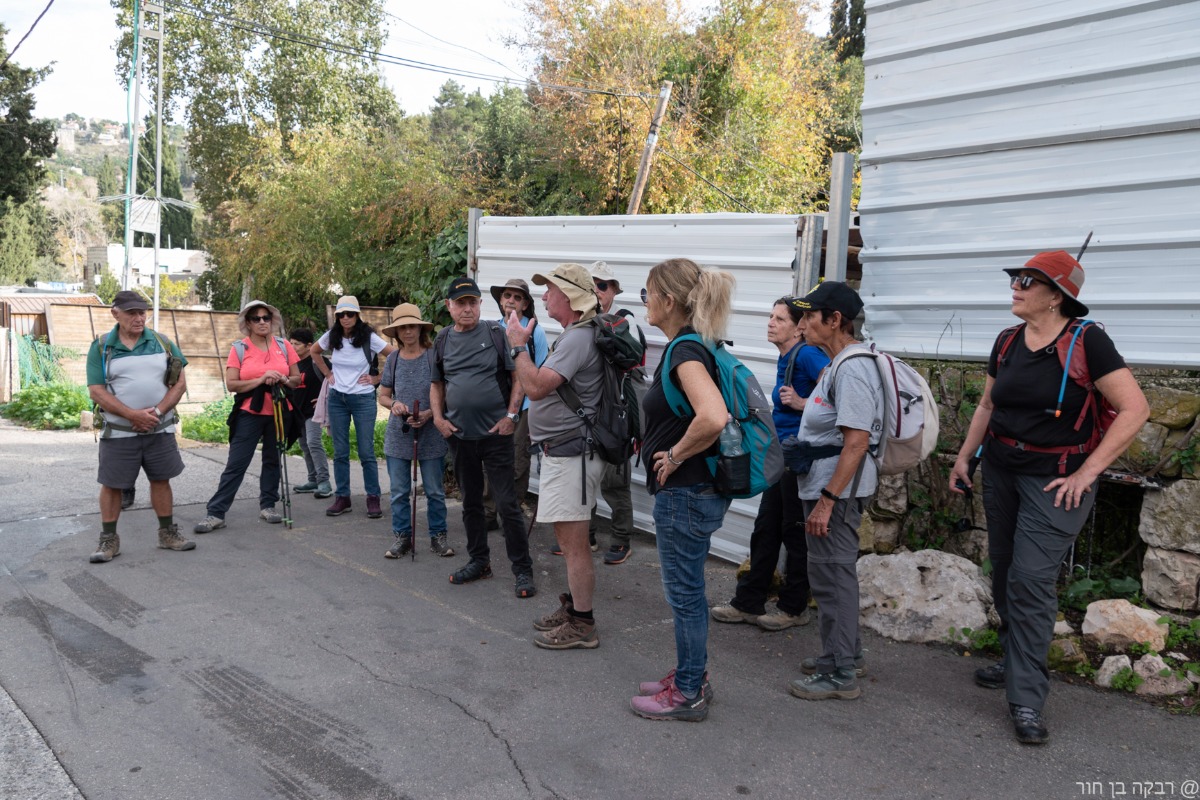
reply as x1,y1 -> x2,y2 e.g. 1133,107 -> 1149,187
0,383 -> 90,429
181,396 -> 234,443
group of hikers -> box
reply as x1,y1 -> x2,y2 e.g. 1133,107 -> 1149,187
85,250 -> 1149,738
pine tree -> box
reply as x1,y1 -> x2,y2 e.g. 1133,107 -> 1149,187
135,116 -> 193,248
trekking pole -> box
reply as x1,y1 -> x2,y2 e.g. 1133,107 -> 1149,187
272,384 -> 293,529
411,400 -> 419,562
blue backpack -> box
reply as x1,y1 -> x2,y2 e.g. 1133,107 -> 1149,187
661,334 -> 784,498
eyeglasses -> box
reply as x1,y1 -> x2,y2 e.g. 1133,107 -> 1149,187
594,280 -> 610,292
336,311 -> 357,319
247,314 -> 272,323
1010,274 -> 1052,290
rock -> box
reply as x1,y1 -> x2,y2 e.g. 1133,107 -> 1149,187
1082,599 -> 1169,652
1139,480 -> 1200,555
1116,422 -> 1169,471
1095,654 -> 1132,688
1144,385 -> 1200,430
872,473 -> 908,518
1156,429 -> 1193,478
1140,546 -> 1200,612
1133,654 -> 1193,696
1053,619 -> 1074,636
860,514 -> 901,555
1047,637 -> 1088,670
857,550 -> 992,643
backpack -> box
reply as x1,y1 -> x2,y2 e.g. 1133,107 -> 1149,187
994,319 -> 1118,464
555,313 -> 647,466
433,323 -> 512,404
231,336 -> 290,367
94,328 -> 183,435
661,335 -> 784,499
828,344 -> 940,476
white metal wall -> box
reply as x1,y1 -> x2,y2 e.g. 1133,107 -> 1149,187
474,213 -> 800,562
858,0 -> 1200,367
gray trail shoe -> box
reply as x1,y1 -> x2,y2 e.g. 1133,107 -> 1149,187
193,515 -> 226,534
757,608 -> 813,631
259,507 -> 283,524
710,604 -> 761,624
430,532 -> 455,557
789,667 -> 861,701
158,524 -> 196,552
89,532 -> 120,563
385,535 -> 413,559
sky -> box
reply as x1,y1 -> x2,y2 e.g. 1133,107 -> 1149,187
2,0 -> 830,123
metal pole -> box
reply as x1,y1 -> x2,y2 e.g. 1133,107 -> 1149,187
123,0 -> 144,291
626,82 -> 673,215
794,214 -> 824,297
826,152 -> 855,282
466,207 -> 482,277
151,2 -> 164,329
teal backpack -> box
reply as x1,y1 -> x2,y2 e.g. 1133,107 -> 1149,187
661,334 -> 784,498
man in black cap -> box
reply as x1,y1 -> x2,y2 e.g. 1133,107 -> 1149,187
85,290 -> 195,563
431,276 -> 536,598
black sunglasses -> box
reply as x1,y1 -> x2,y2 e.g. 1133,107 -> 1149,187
336,311 -> 358,319
1010,274 -> 1052,290
247,314 -> 272,323
594,279 -> 610,292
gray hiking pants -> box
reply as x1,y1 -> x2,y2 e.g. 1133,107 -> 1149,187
804,497 -> 865,674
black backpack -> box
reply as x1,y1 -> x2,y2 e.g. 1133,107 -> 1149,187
433,322 -> 512,404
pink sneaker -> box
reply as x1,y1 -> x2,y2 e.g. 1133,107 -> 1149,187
630,684 -> 708,722
638,669 -> 714,702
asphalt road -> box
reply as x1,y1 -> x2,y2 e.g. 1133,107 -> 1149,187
1,420 -> 1198,800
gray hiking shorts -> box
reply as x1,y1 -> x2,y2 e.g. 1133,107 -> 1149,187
97,432 -> 185,488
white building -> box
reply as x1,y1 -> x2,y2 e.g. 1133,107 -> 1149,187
85,244 -> 212,289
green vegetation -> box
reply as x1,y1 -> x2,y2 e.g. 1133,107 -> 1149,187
0,383 -> 90,429
948,626 -> 1002,656
181,397 -> 386,460
1161,615 -> 1200,651
1108,667 -> 1144,693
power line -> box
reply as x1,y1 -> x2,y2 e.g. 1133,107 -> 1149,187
656,147 -> 756,213
0,0 -> 57,70
161,0 -> 655,100
384,11 -> 525,81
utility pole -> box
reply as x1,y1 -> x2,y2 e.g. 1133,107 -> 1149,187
122,0 -> 144,291
146,2 -> 165,330
626,81 -> 673,215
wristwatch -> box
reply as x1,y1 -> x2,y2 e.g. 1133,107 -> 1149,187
506,412 -> 520,423
509,345 -> 526,359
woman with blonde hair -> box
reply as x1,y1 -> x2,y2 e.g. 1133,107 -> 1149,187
631,258 -> 735,722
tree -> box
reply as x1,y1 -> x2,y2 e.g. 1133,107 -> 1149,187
44,185 -> 104,281
96,271 -> 121,303
135,115 -> 194,248
829,0 -> 866,61
96,155 -> 124,241
0,26 -> 57,208
0,199 -> 39,283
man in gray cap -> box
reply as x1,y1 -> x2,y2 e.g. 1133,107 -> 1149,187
585,261 -> 646,565
85,290 -> 194,563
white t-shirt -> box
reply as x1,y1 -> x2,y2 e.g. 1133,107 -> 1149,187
317,330 -> 388,394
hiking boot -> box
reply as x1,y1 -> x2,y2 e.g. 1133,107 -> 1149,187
589,532 -> 599,552
710,604 -> 761,624
1010,703 -> 1049,745
157,524 -> 196,552
293,480 -> 318,493
325,496 -> 352,516
313,481 -> 333,499
514,572 -> 538,599
789,668 -> 861,700
630,684 -> 708,722
430,532 -> 455,557
534,615 -> 599,650
975,661 -> 1006,689
193,515 -> 226,534
449,561 -> 493,584
260,507 -> 283,524
638,669 -> 715,703
603,544 -> 632,565
89,532 -> 120,563
120,487 -> 136,509
757,608 -> 813,631
366,495 -> 383,519
534,593 -> 574,631
802,651 -> 867,677
385,535 -> 412,559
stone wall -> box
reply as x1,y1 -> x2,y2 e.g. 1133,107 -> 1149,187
860,364 -> 1200,613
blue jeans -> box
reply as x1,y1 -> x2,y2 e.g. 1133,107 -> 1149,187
652,484 -> 731,698
386,455 -> 447,538
327,389 -> 380,497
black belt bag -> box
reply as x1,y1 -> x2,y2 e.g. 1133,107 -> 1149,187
538,434 -> 589,458
780,437 -> 845,475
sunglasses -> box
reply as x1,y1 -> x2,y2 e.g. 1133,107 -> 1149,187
594,280 -> 610,292
336,311 -> 358,319
1010,274 -> 1053,290
640,288 -> 649,304
247,314 -> 272,323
